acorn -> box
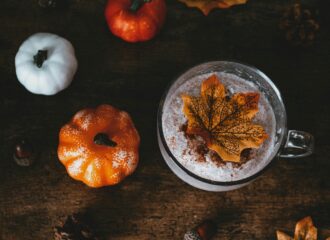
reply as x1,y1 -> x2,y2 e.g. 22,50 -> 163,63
184,220 -> 217,240
13,139 -> 37,167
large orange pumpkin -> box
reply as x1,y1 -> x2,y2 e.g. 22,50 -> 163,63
58,104 -> 140,187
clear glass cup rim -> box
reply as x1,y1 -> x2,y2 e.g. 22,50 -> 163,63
157,60 -> 287,186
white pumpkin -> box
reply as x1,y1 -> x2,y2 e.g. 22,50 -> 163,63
15,33 -> 78,95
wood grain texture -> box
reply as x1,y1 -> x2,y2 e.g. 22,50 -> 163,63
1,0 -> 330,239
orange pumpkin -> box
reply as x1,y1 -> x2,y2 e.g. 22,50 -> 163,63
58,104 -> 140,187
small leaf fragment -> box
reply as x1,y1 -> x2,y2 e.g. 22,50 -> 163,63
277,231 -> 293,240
294,217 -> 317,240
276,216 -> 321,240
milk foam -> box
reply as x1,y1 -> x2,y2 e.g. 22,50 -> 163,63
162,72 -> 276,182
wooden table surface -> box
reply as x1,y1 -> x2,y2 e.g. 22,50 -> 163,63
1,0 -> 330,239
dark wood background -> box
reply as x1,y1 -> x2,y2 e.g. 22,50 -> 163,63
1,0 -> 330,239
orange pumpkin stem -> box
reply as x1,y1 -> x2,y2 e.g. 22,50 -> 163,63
130,0 -> 151,11
93,133 -> 117,147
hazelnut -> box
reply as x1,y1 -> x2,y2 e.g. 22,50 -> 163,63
13,139 -> 36,167
184,220 -> 217,240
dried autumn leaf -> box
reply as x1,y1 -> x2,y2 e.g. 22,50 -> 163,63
181,74 -> 267,162
178,0 -> 248,15
276,217 -> 319,240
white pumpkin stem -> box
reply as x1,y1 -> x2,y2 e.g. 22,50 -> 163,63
33,50 -> 48,68
94,133 -> 117,147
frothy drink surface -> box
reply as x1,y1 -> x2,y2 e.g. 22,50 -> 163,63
162,72 -> 276,182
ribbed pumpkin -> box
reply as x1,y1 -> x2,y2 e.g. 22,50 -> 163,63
58,104 -> 140,187
15,32 -> 78,95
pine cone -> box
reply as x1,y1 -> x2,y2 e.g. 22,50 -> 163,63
54,213 -> 99,240
279,3 -> 320,47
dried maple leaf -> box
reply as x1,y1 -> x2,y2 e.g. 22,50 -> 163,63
181,74 -> 267,162
178,0 -> 248,15
276,217 -> 319,240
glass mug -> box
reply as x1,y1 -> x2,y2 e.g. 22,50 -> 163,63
157,61 -> 314,192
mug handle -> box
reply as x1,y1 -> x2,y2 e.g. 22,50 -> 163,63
278,130 -> 314,158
